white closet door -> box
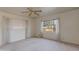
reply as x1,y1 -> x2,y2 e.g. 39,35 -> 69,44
9,19 -> 27,42
2,17 -> 9,45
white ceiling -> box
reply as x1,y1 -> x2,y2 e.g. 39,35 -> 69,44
0,7 -> 78,17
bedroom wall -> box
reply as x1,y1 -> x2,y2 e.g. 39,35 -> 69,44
0,16 -> 3,46
59,9 -> 79,45
0,11 -> 32,46
36,8 -> 79,45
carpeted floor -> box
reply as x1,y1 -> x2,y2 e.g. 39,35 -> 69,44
0,38 -> 79,51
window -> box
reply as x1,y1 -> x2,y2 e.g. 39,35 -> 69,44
41,19 -> 57,32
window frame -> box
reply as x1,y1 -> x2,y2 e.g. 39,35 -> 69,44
41,19 -> 57,32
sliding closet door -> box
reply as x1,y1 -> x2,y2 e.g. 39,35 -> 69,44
2,16 -> 9,45
9,19 -> 27,42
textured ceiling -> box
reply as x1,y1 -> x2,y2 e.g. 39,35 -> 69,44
0,7 -> 78,17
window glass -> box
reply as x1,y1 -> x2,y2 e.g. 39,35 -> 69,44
41,19 -> 58,32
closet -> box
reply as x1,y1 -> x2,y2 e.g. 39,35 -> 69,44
2,16 -> 9,45
9,18 -> 27,42
1,16 -> 28,45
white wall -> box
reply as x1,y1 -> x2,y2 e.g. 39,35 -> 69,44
31,19 -> 37,37
0,16 -> 3,46
35,9 -> 79,45
59,9 -> 79,44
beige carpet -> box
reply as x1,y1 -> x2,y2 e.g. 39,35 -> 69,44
0,38 -> 79,51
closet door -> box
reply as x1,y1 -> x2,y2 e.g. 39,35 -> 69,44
9,19 -> 27,42
2,16 -> 9,45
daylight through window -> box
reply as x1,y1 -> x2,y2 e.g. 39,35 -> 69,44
41,19 -> 58,32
